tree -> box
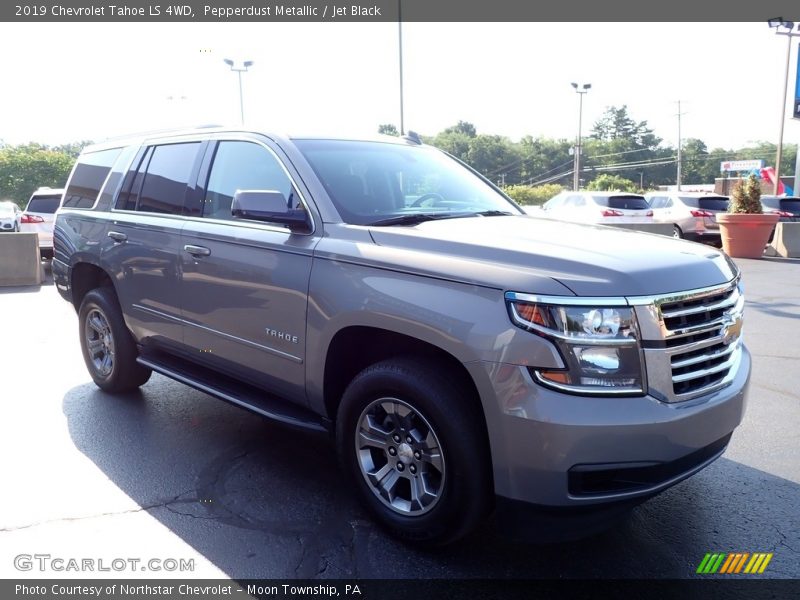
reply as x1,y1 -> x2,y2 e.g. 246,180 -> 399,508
443,120 -> 477,138
0,144 -> 75,207
584,106 -> 667,188
52,140 -> 93,159
378,124 -> 399,136
586,174 -> 638,192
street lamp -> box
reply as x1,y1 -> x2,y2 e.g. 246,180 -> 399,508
224,58 -> 254,125
768,18 -> 799,194
571,82 -> 591,191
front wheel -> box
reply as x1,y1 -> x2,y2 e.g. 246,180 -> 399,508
78,286 -> 151,393
336,358 -> 492,545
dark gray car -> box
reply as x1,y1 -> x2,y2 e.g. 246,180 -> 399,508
53,128 -> 750,544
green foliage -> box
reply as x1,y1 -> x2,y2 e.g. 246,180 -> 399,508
378,124 -> 399,136
503,184 -> 564,206
429,123 -> 522,183
443,121 -> 477,137
586,174 -> 638,192
0,143 -> 76,208
729,174 -> 762,214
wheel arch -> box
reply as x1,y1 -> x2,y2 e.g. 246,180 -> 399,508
70,261 -> 115,312
322,326 -> 486,429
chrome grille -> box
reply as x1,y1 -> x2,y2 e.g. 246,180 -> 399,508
658,282 -> 742,400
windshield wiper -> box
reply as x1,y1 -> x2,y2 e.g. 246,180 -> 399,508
368,213 -> 463,227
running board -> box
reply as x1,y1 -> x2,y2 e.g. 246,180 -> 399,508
137,351 -> 329,434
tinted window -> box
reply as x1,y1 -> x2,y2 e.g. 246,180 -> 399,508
697,197 -> 729,212
26,194 -> 62,213
598,195 -> 649,210
63,148 -> 123,209
295,140 -> 519,225
203,141 -> 295,221
762,197 -> 800,214
779,199 -> 800,214
117,148 -> 153,211
137,143 -> 200,215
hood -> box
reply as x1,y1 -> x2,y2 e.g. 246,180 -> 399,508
367,216 -> 737,297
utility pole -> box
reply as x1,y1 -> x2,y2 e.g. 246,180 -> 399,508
675,100 -> 687,191
571,83 -> 591,191
398,0 -> 405,135
768,18 -> 800,194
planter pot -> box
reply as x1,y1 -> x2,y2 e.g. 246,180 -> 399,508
717,213 -> 780,259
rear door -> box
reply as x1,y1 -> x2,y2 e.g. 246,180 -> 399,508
104,140 -> 205,347
178,136 -> 319,404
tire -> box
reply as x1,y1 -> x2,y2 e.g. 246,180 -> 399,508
78,286 -> 151,393
14,223 -> 19,232
672,225 -> 683,239
336,357 -> 492,545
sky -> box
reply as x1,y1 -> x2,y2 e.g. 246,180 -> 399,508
1,21 -> 799,154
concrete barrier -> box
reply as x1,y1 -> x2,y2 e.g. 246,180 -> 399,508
767,222 -> 800,258
0,232 -> 43,286
605,223 -> 674,237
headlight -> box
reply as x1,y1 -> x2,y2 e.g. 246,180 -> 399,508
507,295 -> 645,395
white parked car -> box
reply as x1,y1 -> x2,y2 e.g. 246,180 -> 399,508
0,201 -> 23,232
541,191 -> 654,225
20,187 -> 65,258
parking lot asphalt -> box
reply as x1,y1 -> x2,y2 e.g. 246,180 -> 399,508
0,257 -> 798,583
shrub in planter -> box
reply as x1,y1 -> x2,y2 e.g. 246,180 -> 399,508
717,175 -> 778,259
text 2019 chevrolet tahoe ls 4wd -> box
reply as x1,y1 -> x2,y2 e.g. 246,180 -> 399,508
53,128 -> 750,544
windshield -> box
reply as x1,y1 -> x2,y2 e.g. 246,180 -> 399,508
26,194 -> 62,213
0,205 -> 16,215
294,140 -> 521,225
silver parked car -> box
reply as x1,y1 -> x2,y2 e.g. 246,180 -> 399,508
541,191 -> 654,224
53,128 -> 749,544
645,192 -> 729,244
0,201 -> 23,232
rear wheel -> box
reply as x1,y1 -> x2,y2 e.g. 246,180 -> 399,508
78,287 -> 151,393
336,358 -> 492,545
672,225 -> 683,239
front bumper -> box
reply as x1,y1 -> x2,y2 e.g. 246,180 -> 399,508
467,344 -> 750,509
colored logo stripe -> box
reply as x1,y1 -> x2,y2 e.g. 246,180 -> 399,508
697,552 -> 773,574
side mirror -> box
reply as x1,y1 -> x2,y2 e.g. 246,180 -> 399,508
231,190 -> 311,233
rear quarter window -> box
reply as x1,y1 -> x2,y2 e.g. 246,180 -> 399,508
63,148 -> 123,209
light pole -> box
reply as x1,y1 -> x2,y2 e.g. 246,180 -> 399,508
398,0 -> 405,135
768,18 -> 799,194
571,82 -> 591,191
224,58 -> 254,125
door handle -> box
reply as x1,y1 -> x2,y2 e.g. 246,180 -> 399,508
107,231 -> 128,243
184,244 -> 211,257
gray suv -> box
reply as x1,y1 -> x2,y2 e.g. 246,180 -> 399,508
53,128 -> 750,544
